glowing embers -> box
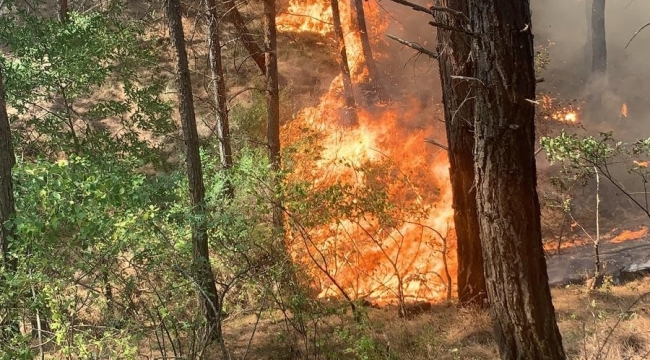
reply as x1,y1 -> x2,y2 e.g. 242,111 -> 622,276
612,226 -> 648,244
539,95 -> 581,123
621,103 -> 629,118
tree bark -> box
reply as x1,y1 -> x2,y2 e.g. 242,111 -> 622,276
224,0 -> 266,75
351,0 -> 386,103
0,67 -> 16,273
0,63 -> 19,339
591,0 -> 606,75
331,0 -> 358,126
207,0 -> 235,199
164,0 -> 222,342
469,0 -> 566,358
263,0 -> 284,232
58,0 -> 68,22
434,0 -> 486,308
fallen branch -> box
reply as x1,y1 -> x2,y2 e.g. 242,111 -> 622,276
387,34 -> 438,59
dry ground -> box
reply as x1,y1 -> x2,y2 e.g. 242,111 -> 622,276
218,276 -> 650,360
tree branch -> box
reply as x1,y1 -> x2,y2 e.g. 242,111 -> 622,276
387,0 -> 470,23
429,21 -> 475,36
387,34 -> 438,59
625,22 -> 650,49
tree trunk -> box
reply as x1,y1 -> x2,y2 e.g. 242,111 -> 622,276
434,0 -> 487,308
469,0 -> 566,358
207,0 -> 235,199
351,0 -> 386,103
591,0 -> 606,75
263,0 -> 283,231
331,0 -> 358,126
0,63 -> 19,339
164,0 -> 223,342
0,67 -> 15,273
58,0 -> 68,22
224,0 -> 266,75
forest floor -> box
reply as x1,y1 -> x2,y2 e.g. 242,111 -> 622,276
217,275 -> 650,360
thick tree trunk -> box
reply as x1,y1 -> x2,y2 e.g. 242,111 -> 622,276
164,0 -> 222,342
263,0 -> 284,231
434,0 -> 487,308
207,0 -> 234,199
0,68 -> 15,271
0,64 -> 19,339
331,0 -> 358,126
224,0 -> 266,75
591,0 -> 606,75
351,0 -> 386,103
469,0 -> 566,359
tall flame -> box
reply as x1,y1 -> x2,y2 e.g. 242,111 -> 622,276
279,0 -> 456,304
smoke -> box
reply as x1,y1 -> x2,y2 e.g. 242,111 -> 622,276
532,0 -> 650,136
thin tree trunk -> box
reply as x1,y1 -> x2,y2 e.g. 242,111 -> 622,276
351,0 -> 386,103
469,0 -> 566,358
435,0 -> 487,308
331,0 -> 358,126
165,0 -> 222,342
591,0 -> 606,75
263,0 -> 283,231
224,0 -> 266,75
207,0 -> 235,199
587,0 -> 606,122
58,0 -> 68,22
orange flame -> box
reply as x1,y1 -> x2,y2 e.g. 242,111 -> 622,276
621,103 -> 628,118
539,95 -> 580,123
280,0 -> 454,304
612,226 -> 648,243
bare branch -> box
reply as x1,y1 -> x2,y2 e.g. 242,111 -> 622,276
387,0 -> 470,23
424,137 -> 448,151
450,75 -> 485,86
429,21 -> 475,36
387,34 -> 438,59
625,22 -> 650,49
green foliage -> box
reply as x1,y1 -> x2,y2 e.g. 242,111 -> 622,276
0,5 -> 174,161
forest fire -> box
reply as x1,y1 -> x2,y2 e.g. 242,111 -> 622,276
540,94 -> 580,123
621,103 -> 629,118
279,0 -> 455,304
612,226 -> 648,243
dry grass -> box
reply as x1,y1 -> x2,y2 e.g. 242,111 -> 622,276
218,276 -> 650,359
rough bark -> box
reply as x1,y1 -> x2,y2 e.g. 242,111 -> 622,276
164,0 -> 222,342
263,0 -> 283,231
207,0 -> 235,199
434,0 -> 487,308
0,63 -> 19,339
331,0 -> 358,126
469,0 -> 566,358
224,0 -> 266,75
351,0 -> 386,103
591,0 -> 606,75
0,67 -> 15,272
